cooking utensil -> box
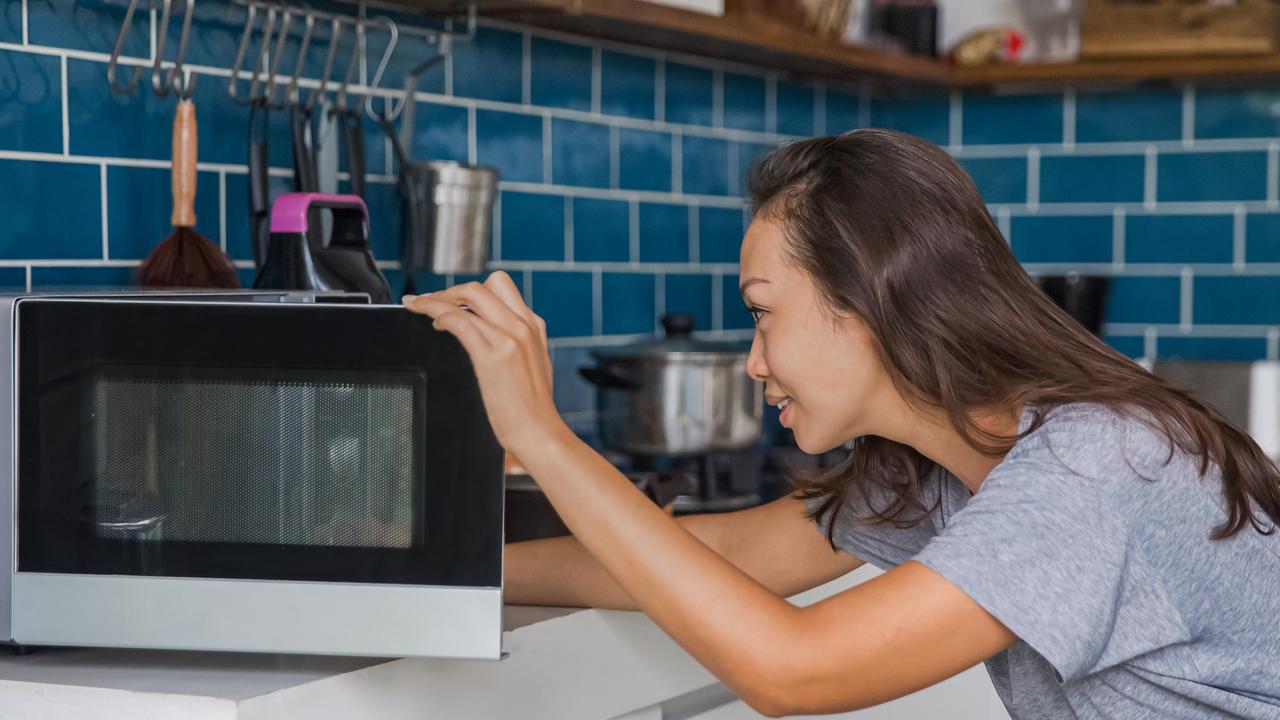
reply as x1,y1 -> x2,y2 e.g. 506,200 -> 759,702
252,192 -> 391,303
580,313 -> 763,456
136,97 -> 240,288
248,98 -> 271,268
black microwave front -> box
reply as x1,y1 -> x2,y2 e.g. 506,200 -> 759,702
0,293 -> 504,658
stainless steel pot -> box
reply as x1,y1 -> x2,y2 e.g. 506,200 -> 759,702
579,314 -> 762,456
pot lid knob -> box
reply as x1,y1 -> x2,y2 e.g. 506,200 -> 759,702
660,312 -> 695,338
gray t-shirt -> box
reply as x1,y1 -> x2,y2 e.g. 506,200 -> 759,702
814,402 -> 1280,719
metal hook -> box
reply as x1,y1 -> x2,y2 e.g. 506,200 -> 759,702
228,3 -> 257,104
363,16 -> 402,122
284,9 -> 316,106
245,6 -> 279,104
151,0 -> 175,96
334,16 -> 361,110
152,0 -> 196,99
262,7 -> 295,106
306,16 -> 344,109
107,0 -> 144,94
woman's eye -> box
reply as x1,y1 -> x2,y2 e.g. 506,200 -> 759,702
746,305 -> 766,324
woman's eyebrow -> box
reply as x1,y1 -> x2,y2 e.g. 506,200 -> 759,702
739,278 -> 770,294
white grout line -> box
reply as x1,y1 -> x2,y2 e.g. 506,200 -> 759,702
492,190 -> 503,261
948,90 -> 963,151
727,139 -> 740,197
218,170 -> 227,252
21,0 -> 28,45
1104,322 -> 1280,339
654,55 -> 666,124
711,271 -> 723,331
1112,207 -> 1126,271
563,195 -> 573,262
954,138 -> 1280,159
1180,266 -> 1193,331
1269,329 -> 1279,360
654,272 -> 665,332
764,73 -> 777,135
671,130 -> 682,195
467,105 -> 477,165
1026,147 -> 1040,211
444,24 -> 454,97
1269,141 -> 1279,209
591,46 -> 602,115
542,113 -> 553,184
24,266 -> 31,293
99,163 -> 108,259
1144,145 -> 1158,209
1182,84 -> 1195,148
609,124 -> 620,189
523,268 -> 533,306
59,55 -> 68,155
1234,204 -> 1247,270
148,5 -> 156,63
629,199 -> 640,264
814,84 -> 826,136
1062,87 -> 1076,150
997,207 -> 1011,242
1144,326 -> 1158,359
712,67 -> 724,129
591,266 -> 603,335
689,205 -> 700,263
521,31 -> 531,106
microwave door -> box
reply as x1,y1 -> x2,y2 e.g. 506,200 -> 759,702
7,298 -> 504,658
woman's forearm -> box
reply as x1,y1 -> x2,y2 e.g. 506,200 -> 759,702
504,534 -> 638,610
504,514 -> 724,610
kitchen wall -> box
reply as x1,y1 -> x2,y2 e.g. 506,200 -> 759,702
4,2 -> 1280,434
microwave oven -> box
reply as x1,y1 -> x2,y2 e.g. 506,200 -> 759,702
0,291 -> 504,658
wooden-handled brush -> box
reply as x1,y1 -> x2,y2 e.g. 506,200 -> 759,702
137,97 -> 240,288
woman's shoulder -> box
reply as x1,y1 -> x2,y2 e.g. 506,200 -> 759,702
1003,402 -> 1188,483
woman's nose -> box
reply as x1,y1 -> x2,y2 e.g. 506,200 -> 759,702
746,333 -> 768,382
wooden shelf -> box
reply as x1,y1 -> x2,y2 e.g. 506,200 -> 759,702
952,54 -> 1280,87
387,0 -> 1280,89
397,0 -> 950,84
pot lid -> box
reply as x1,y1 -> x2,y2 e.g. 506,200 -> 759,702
590,313 -> 749,360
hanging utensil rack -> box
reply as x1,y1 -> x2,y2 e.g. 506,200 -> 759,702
106,0 -> 476,119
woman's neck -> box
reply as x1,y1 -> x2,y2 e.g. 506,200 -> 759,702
882,401 -> 1024,495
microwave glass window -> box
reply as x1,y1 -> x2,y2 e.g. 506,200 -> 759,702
18,299 -> 502,587
92,369 -> 418,549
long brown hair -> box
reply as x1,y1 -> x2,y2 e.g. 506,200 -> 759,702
749,130 -> 1280,543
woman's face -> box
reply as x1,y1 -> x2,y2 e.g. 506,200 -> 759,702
739,216 -> 899,454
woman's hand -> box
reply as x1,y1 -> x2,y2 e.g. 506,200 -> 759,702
401,271 -> 569,459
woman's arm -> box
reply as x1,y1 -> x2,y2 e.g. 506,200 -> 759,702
504,495 -> 865,610
406,274 -> 1017,717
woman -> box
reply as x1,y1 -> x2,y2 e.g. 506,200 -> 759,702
403,130 -> 1280,719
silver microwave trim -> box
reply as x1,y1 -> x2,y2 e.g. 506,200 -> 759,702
11,572 -> 502,659
1,294 -> 506,658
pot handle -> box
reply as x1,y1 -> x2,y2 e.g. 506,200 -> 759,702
579,365 -> 641,391
661,312 -> 695,338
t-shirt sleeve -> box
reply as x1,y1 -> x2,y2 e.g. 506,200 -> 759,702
806,467 -> 944,571
912,456 -> 1191,684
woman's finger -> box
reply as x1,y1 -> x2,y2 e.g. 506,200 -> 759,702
483,271 -> 530,317
430,305 -> 496,356
412,282 -> 530,342
411,296 -> 509,349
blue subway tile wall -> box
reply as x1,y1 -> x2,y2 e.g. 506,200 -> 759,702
10,2 -> 1280,441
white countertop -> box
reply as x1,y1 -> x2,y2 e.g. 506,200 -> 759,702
0,569 -> 1010,720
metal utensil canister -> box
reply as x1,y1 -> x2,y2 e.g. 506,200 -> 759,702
423,161 -> 498,274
